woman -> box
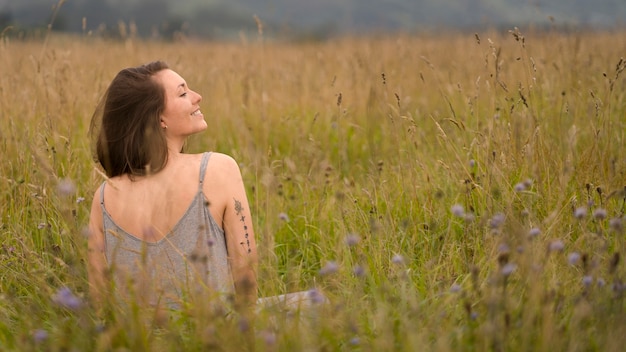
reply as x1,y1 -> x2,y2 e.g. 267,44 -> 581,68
87,61 -> 257,312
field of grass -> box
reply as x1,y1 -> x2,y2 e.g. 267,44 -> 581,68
1,27 -> 625,351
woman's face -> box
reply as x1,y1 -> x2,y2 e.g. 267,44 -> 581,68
155,69 -> 207,138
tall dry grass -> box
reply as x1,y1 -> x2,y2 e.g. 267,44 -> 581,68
1,27 -> 625,350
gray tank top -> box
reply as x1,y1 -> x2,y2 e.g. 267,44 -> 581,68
101,152 -> 234,308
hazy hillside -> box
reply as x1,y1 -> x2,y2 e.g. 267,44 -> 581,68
1,0 -> 625,39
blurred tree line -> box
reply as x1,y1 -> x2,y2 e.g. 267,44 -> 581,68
1,0 -> 624,40
0,0 -> 257,40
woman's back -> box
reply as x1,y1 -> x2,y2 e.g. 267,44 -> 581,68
99,152 -> 234,308
102,153 -> 221,241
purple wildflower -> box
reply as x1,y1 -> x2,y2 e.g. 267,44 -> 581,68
582,275 -> 593,287
592,208 -> 607,220
498,243 -> 510,254
278,212 -> 289,222
549,240 -> 565,252
95,322 -> 106,333
449,283 -> 462,293
52,287 -> 82,310
489,213 -> 505,229
349,337 -> 360,346
307,288 -> 326,305
319,261 -> 339,276
451,204 -> 465,218
37,223 -> 46,229
238,317 -> 250,332
610,217 -> 623,233
528,227 -> 541,238
514,182 -> 526,192
352,265 -> 366,277
345,233 -> 360,247
391,254 -> 405,265
501,263 -> 517,276
469,159 -> 476,168
56,178 -> 76,197
260,330 -> 276,346
32,329 -> 48,343
574,207 -> 588,220
568,252 -> 581,265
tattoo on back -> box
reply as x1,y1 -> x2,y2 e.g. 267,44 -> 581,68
234,198 -> 251,253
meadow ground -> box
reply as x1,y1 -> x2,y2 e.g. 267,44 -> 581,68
1,27 -> 625,351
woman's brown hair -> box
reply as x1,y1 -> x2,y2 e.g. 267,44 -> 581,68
90,61 -> 170,178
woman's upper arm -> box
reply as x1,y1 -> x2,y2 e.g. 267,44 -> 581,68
87,188 -> 106,298
88,188 -> 105,256
216,154 -> 258,299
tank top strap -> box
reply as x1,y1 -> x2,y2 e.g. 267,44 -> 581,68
198,152 -> 212,189
99,181 -> 107,205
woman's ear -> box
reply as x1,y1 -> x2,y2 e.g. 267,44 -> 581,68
160,118 -> 168,130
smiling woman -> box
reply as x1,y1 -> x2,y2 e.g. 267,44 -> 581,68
87,61 -> 258,314
155,68 -> 208,145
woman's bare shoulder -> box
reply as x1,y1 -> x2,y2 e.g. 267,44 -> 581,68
208,151 -> 235,161
208,152 -> 240,170
203,152 -> 242,186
